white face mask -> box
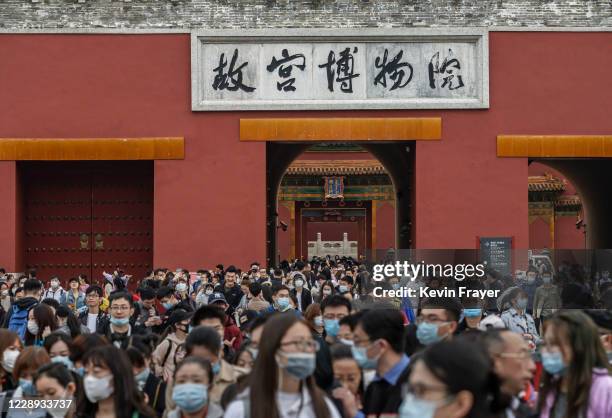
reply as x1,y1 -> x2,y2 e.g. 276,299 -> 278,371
176,283 -> 188,292
1,290 -> 8,297
46,390 -> 70,418
84,375 -> 113,403
205,289 -> 213,295
27,320 -> 39,336
2,349 -> 20,372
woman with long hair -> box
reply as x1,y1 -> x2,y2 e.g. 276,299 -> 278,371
56,305 -> 88,338
538,310 -> 612,418
398,339 -> 506,418
317,281 -> 335,304
77,345 -> 155,418
34,362 -> 79,418
25,304 -> 58,346
0,330 -> 22,391
224,313 -> 340,418
43,332 -> 75,370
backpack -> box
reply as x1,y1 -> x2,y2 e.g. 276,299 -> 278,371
8,304 -> 30,341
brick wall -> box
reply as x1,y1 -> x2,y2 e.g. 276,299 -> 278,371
0,1 -> 610,29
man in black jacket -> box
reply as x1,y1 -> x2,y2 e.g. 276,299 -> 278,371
334,309 -> 410,418
98,292 -> 149,349
78,285 -> 107,334
222,266 -> 243,314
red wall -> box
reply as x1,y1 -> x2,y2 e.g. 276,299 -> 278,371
0,162 -> 18,271
0,32 -> 611,271
376,201 -> 396,250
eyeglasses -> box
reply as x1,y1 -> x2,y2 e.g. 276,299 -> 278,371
110,305 -> 130,312
280,339 -> 320,352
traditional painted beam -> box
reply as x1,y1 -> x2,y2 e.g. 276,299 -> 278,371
240,118 -> 441,142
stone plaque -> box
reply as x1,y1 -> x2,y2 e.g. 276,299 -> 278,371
191,29 -> 489,111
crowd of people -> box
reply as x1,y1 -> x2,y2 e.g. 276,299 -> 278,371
0,256 -> 609,418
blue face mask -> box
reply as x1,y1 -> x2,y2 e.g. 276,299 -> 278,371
516,298 -> 528,310
212,361 -> 221,375
542,351 -> 566,375
19,378 -> 36,396
324,319 -> 340,337
399,393 -> 439,418
162,302 -> 175,310
110,317 -> 130,326
135,368 -> 150,390
172,383 -> 208,413
75,367 -> 85,377
314,317 -> 324,327
416,322 -> 445,346
51,355 -> 74,370
351,344 -> 378,369
391,283 -> 400,290
277,297 -> 290,311
463,308 -> 482,318
278,352 -> 316,380
247,347 -> 259,360
338,285 -> 349,293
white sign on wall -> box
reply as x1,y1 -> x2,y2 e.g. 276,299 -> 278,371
191,29 -> 489,111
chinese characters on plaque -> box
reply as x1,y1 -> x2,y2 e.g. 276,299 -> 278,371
192,32 -> 487,110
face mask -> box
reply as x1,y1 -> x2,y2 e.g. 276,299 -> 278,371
339,338 -> 354,346
542,351 -> 566,375
351,344 -> 378,369
195,293 -> 206,305
45,390 -> 70,418
338,285 -> 349,293
52,355 -> 74,370
205,289 -> 213,295
322,289 -> 332,296
314,316 -> 324,327
527,276 -> 536,284
135,368 -> 150,391
399,393 -> 438,418
247,347 -> 259,360
391,283 -> 400,290
212,361 -> 221,375
51,281 -> 59,289
2,349 -> 20,372
84,374 -> 114,402
75,367 -> 85,377
176,283 -> 188,292
27,320 -> 39,336
324,319 -> 340,337
277,297 -> 290,310
172,383 -> 208,413
19,378 -> 37,396
110,317 -> 130,327
416,322 -> 445,346
278,352 -> 316,380
463,308 -> 482,318
295,279 -> 304,288
516,298 -> 528,310
1,290 -> 8,297
162,302 -> 175,310
542,276 -> 552,284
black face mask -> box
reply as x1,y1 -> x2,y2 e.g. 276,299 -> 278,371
176,324 -> 189,333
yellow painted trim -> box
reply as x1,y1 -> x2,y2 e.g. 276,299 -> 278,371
240,118 -> 442,142
372,201 -> 377,251
498,135 -> 612,157
289,201 -> 296,260
0,137 -> 184,161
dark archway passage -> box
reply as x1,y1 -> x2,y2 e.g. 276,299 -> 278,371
266,142 -> 415,265
532,159 -> 612,249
